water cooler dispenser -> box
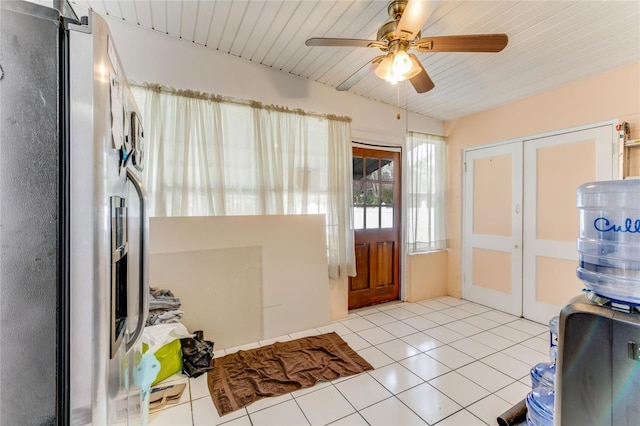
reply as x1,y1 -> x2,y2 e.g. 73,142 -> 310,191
556,294 -> 640,425
555,180 -> 640,425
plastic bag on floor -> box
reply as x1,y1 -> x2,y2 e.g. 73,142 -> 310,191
180,330 -> 215,378
142,323 -> 193,385
142,323 -> 192,354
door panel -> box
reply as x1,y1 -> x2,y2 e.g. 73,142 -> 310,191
351,243 -> 370,291
473,154 -> 513,237
522,125 -> 614,323
472,248 -> 513,293
535,256 -> 582,307
463,142 -> 523,316
349,147 -> 401,309
377,241 -> 394,284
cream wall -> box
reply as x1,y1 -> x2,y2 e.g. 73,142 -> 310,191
102,15 -> 448,320
405,251 -> 448,302
103,16 -> 443,146
444,63 -> 640,297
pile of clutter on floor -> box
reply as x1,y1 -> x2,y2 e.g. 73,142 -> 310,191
147,287 -> 184,326
139,287 -> 215,414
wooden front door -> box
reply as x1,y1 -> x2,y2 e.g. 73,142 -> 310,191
349,147 -> 401,310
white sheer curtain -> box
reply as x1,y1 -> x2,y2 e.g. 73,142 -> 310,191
131,84 -> 356,278
406,131 -> 447,252
327,119 -> 356,278
136,88 -> 226,216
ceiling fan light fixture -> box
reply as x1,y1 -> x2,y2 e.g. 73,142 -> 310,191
375,47 -> 421,84
404,54 -> 422,79
375,53 -> 396,83
392,49 -> 412,76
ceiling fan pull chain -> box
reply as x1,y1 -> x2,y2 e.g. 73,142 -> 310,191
397,84 -> 401,120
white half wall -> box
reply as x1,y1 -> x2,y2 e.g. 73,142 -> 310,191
149,215 -> 331,349
103,15 -> 443,146
151,246 -> 264,349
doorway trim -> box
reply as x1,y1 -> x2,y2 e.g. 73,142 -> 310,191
351,141 -> 405,306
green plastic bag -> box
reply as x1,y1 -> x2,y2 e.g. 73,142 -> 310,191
143,339 -> 183,385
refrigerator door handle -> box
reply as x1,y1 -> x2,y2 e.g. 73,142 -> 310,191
125,168 -> 149,352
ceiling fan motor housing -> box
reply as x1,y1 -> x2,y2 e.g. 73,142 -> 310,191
388,0 -> 408,20
377,20 -> 400,43
378,0 -> 420,46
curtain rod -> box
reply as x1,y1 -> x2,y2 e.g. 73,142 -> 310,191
129,81 -> 352,123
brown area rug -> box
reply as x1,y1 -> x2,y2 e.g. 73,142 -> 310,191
207,332 -> 373,416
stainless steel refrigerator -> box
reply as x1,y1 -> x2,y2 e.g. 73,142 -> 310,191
0,1 -> 149,424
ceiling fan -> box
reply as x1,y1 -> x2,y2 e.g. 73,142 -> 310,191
305,0 -> 508,93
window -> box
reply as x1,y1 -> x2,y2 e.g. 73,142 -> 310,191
406,132 -> 447,252
131,85 -> 355,278
353,157 -> 396,230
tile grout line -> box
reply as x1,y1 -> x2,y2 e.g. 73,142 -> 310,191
153,299 -> 544,426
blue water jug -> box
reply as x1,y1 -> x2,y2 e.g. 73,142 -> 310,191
576,180 -> 640,304
526,387 -> 554,426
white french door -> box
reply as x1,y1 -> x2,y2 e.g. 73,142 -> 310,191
522,125 -> 615,323
463,123 -> 616,322
462,142 -> 523,316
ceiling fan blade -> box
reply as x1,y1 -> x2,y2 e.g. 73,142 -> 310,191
305,38 -> 380,48
408,54 -> 434,93
415,34 -> 509,53
395,0 -> 440,41
337,56 -> 385,91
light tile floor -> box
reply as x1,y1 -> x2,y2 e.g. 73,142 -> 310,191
149,296 -> 549,425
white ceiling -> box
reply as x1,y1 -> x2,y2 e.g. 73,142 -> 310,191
68,0 -> 640,122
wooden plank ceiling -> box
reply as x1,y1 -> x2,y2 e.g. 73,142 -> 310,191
69,0 -> 640,121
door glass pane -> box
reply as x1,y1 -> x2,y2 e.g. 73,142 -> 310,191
353,156 -> 364,180
380,183 -> 394,205
366,207 -> 380,229
353,181 -> 365,204
381,160 -> 394,181
365,158 -> 379,180
365,182 -> 379,205
353,206 -> 364,230
381,206 -> 394,228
